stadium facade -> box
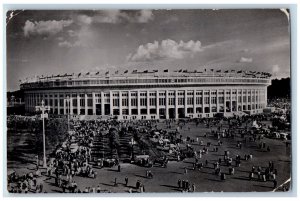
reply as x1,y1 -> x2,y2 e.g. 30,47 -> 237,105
20,70 -> 271,120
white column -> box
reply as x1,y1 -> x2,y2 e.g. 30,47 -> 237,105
202,90 -> 205,115
110,91 -> 113,115
128,91 -> 132,116
77,94 -> 80,115
92,92 -> 96,115
241,89 -> 243,110
58,94 -> 61,115
216,89 -> 219,113
147,91 -> 150,116
156,91 -> 159,116
70,97 -> 73,115
119,91 -> 122,117
165,90 -> 169,119
175,90 -> 178,119
137,91 -> 141,116
184,90 -> 187,116
193,89 -> 196,117
209,90 -> 211,115
63,96 -> 66,115
230,89 -> 233,112
101,91 -> 104,115
85,93 -> 88,115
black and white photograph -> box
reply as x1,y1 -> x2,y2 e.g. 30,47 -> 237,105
6,8 -> 292,194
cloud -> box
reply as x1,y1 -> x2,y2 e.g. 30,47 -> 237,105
77,15 -> 92,25
136,10 -> 154,23
58,40 -> 82,48
127,39 -> 202,62
272,64 -> 280,73
67,30 -> 77,37
24,19 -> 73,37
239,57 -> 253,63
77,10 -> 154,25
56,36 -> 64,41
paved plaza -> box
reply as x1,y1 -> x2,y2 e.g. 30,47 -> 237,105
7,118 -> 291,193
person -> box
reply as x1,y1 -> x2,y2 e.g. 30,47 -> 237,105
125,177 -> 128,186
114,177 -> 118,186
184,167 -> 187,174
192,183 -> 196,192
273,180 -> 277,188
96,185 -> 101,193
178,179 -> 181,188
118,165 -> 121,172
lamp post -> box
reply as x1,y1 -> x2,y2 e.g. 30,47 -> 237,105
36,100 -> 50,168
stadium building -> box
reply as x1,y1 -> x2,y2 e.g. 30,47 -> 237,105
20,70 -> 271,120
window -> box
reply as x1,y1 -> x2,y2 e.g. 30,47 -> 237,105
87,99 -> 93,107
219,97 -> 224,104
204,91 -> 210,95
113,99 -> 119,106
140,98 -> 147,106
187,92 -> 194,96
73,99 -> 77,107
131,98 -> 137,106
168,98 -> 175,105
196,97 -> 202,104
178,97 -> 184,105
187,97 -> 194,105
80,99 -> 85,107
204,97 -> 210,104
159,98 -> 166,106
150,98 -> 156,106
122,99 -> 128,106
211,97 -> 217,104
196,91 -> 202,96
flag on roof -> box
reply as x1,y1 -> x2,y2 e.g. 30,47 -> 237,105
164,69 -> 168,72
211,69 -> 214,72
178,69 -> 182,72
143,70 -> 148,73
78,73 -> 81,77
216,70 -> 221,73
153,70 -> 158,72
224,70 -> 228,73
105,71 -> 109,75
95,71 -> 100,75
124,70 -> 128,74
237,70 -> 242,73
231,70 -> 235,72
86,72 -> 90,75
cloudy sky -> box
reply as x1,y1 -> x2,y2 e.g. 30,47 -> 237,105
6,9 -> 290,91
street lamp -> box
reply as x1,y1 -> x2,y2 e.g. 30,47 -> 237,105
36,100 -> 50,168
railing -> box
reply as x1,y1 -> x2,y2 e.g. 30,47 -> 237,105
20,76 -> 271,90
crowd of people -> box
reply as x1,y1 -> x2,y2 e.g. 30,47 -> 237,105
7,106 -> 291,193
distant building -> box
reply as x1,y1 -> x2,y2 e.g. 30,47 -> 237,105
20,70 -> 271,120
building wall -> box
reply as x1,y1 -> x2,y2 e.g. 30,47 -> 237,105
24,85 -> 268,120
